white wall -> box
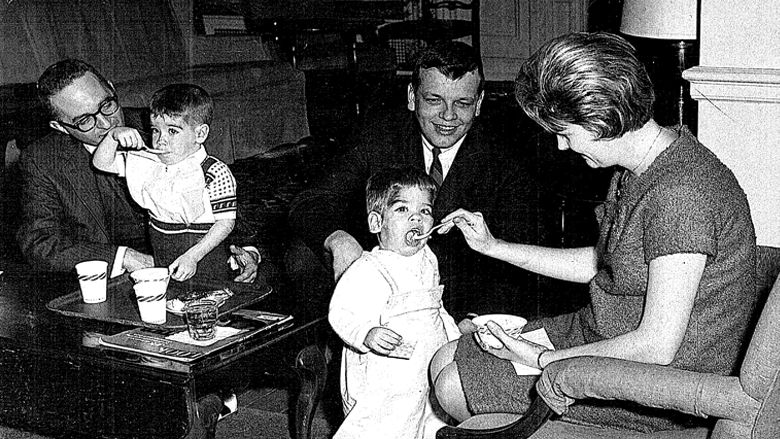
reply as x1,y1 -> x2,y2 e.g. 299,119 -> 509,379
684,0 -> 780,246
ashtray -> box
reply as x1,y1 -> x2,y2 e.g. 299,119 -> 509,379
166,288 -> 234,315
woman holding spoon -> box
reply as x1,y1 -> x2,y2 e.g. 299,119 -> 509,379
428,32 -> 758,433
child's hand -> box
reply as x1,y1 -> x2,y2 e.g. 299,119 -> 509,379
363,327 -> 402,356
109,127 -> 146,150
169,253 -> 198,281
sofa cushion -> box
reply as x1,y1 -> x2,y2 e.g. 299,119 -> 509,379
114,61 -> 310,163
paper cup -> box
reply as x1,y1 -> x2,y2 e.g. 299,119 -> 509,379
133,282 -> 167,324
130,267 -> 171,285
130,267 -> 170,324
75,260 -> 108,304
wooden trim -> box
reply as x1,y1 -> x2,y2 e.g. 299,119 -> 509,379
484,55 -> 528,81
683,65 -> 780,103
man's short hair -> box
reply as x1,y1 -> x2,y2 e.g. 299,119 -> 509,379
366,167 -> 438,214
514,32 -> 655,140
411,41 -> 484,94
149,83 -> 213,126
37,59 -> 112,119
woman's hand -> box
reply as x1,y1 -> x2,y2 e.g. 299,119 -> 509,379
438,209 -> 497,255
482,321 -> 548,369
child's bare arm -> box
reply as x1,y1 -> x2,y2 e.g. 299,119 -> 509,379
169,218 -> 235,281
93,127 -> 145,172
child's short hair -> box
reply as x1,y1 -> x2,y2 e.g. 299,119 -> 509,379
366,167 -> 438,214
150,83 -> 213,126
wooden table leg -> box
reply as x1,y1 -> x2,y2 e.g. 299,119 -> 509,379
292,344 -> 327,439
201,394 -> 223,439
184,393 -> 222,439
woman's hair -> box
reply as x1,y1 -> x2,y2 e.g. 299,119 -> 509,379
150,83 -> 213,126
514,32 -> 655,140
366,167 -> 437,214
37,59 -> 113,119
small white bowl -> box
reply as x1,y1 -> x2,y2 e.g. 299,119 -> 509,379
472,314 -> 528,349
130,267 -> 170,283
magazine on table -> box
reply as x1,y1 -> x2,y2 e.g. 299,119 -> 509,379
99,311 -> 293,362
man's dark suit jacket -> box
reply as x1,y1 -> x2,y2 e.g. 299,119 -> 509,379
17,109 -> 151,272
288,112 -> 541,319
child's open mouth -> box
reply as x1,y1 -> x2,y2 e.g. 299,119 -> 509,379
404,228 -> 424,246
404,221 -> 451,245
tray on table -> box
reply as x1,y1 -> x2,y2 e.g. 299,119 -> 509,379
46,274 -> 273,329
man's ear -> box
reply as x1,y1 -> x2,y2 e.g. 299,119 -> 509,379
407,83 -> 416,112
195,123 -> 210,144
475,90 -> 485,117
49,120 -> 69,135
368,211 -> 383,234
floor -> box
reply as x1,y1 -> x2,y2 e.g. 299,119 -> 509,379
232,358 -> 342,438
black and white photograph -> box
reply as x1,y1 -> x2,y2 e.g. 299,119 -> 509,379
0,1 -> 778,438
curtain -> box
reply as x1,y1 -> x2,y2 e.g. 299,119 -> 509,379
0,0 -> 185,85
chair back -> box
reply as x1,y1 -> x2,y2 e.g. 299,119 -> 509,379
422,0 -> 480,55
735,254 -> 780,438
423,0 -> 479,20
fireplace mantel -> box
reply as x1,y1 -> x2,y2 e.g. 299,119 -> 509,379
684,66 -> 780,104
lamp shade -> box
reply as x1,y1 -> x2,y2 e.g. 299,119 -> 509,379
620,0 -> 697,40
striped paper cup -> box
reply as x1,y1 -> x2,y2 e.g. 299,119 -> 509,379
75,260 -> 108,304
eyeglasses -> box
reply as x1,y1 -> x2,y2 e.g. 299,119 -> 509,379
58,96 -> 120,132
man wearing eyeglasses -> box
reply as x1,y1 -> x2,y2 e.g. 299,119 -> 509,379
16,59 -> 260,281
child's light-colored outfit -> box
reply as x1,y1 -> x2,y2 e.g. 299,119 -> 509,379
112,146 -> 237,281
329,245 -> 460,439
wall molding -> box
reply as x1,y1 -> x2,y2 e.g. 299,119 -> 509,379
484,55 -> 528,82
683,66 -> 780,103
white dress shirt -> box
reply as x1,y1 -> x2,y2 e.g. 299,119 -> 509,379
421,134 -> 467,182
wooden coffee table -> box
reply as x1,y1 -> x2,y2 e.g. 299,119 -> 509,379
0,266 -> 327,439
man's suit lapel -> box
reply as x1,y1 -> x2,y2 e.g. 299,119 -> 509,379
400,117 -> 488,215
435,124 -> 488,214
58,140 -> 110,239
403,116 -> 427,173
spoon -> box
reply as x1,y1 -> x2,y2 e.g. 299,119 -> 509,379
407,221 -> 453,241
140,147 -> 166,155
119,146 -> 166,154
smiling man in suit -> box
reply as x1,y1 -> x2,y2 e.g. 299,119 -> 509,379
17,59 -> 259,281
287,41 -> 539,320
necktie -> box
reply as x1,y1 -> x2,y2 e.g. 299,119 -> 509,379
429,147 -> 443,186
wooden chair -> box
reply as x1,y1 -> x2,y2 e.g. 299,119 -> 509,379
437,246 -> 780,439
378,0 -> 481,69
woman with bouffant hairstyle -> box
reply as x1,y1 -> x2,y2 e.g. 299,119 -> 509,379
430,32 -> 758,433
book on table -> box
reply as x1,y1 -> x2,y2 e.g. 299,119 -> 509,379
98,311 -> 293,362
